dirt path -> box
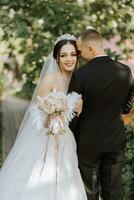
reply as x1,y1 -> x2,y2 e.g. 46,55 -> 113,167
1,95 -> 29,161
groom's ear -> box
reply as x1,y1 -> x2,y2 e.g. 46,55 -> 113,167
88,46 -> 93,52
77,50 -> 81,57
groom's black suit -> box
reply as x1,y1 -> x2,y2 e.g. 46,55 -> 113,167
68,56 -> 134,200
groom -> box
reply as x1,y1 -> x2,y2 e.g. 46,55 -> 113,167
68,29 -> 134,200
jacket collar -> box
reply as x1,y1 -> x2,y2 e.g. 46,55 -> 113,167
88,56 -> 111,64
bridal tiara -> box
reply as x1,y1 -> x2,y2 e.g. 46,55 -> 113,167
54,33 -> 77,46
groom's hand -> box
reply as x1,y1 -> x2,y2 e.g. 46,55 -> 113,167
122,79 -> 134,114
75,98 -> 83,116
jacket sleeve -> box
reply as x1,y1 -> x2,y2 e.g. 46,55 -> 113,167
122,69 -> 134,114
67,71 -> 82,139
68,72 -> 82,93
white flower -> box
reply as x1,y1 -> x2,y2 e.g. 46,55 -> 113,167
36,91 -> 68,135
37,91 -> 67,115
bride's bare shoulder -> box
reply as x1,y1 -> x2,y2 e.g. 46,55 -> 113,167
37,72 -> 60,96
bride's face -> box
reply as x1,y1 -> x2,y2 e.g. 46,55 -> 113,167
59,43 -> 77,73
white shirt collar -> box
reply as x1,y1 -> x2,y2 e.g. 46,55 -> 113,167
93,54 -> 107,58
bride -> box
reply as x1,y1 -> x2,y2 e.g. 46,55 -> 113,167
0,34 -> 87,200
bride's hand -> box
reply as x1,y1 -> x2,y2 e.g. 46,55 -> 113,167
75,98 -> 83,116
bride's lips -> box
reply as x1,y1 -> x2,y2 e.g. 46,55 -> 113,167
65,63 -> 74,67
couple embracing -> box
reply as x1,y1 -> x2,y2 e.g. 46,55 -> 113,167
0,29 -> 133,200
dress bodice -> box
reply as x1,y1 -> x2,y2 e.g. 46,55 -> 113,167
30,90 -> 81,132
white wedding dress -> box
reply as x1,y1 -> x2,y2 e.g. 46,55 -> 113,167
0,91 -> 87,200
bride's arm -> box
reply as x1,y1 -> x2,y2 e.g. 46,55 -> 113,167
37,75 -> 53,97
29,75 -> 54,130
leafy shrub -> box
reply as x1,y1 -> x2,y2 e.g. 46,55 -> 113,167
122,125 -> 134,200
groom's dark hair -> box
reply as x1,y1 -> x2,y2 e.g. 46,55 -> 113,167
78,29 -> 103,47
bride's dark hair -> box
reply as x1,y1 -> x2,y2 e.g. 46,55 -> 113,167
53,40 -> 78,61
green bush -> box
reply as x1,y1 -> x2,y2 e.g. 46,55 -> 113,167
0,0 -> 134,100
122,125 -> 134,200
0,75 -> 4,101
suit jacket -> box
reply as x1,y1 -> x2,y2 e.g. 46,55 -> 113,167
68,56 -> 134,154
122,79 -> 134,114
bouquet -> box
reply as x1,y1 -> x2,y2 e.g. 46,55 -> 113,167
37,90 -> 68,135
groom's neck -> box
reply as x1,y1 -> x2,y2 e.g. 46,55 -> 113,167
93,49 -> 106,58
